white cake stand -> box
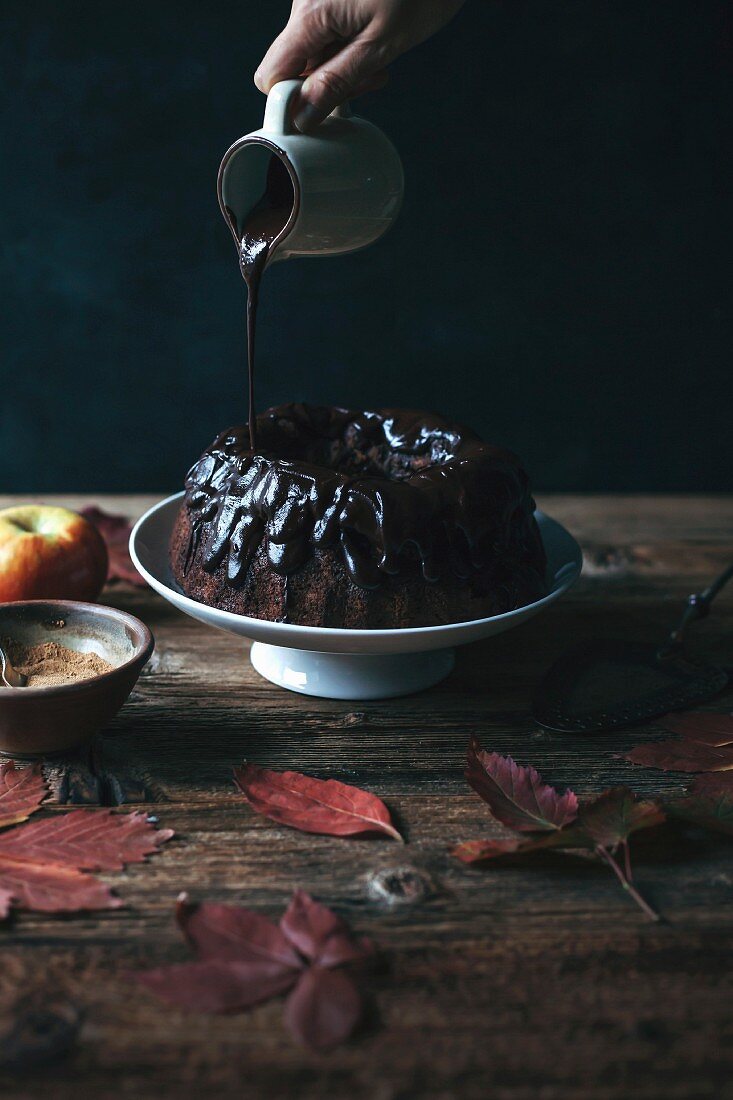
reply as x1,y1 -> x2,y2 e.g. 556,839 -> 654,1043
130,493 -> 582,700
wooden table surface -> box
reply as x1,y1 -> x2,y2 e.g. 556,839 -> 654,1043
1,494 -> 732,1100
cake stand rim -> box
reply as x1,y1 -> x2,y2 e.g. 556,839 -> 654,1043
129,491 -> 582,654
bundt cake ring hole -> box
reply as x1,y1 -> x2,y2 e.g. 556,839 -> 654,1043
262,411 -> 463,483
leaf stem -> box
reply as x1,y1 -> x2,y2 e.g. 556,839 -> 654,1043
383,823 -> 406,844
623,841 -> 633,883
596,845 -> 660,923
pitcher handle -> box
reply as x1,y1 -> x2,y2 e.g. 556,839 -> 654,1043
262,79 -> 303,135
263,78 -> 352,133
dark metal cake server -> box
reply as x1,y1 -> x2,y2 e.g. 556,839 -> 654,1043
533,564 -> 733,733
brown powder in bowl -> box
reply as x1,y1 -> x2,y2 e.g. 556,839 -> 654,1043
6,640 -> 114,688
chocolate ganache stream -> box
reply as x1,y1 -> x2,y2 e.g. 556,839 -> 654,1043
226,153 -> 295,452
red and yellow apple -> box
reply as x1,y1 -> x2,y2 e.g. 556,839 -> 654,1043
0,505 -> 109,602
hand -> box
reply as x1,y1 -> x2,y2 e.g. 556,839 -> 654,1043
255,0 -> 465,131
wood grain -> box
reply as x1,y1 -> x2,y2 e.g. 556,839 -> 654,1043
0,494 -> 731,1099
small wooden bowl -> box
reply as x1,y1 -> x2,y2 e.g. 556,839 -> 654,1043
0,600 -> 154,759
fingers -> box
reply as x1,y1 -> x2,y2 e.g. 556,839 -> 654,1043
254,16 -> 332,94
295,34 -> 389,132
255,0 -> 466,130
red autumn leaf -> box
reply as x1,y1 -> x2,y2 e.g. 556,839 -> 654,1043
145,891 -> 304,1016
0,808 -> 172,869
80,506 -> 144,586
0,764 -> 47,830
0,809 -> 173,917
624,739 -> 733,773
135,892 -> 374,1052
0,861 -> 121,919
465,740 -> 578,832
572,788 -> 665,850
279,889 -> 373,968
233,763 -> 403,843
176,894 -> 302,968
137,958 -> 300,1014
658,712 -> 733,746
283,966 -> 364,1052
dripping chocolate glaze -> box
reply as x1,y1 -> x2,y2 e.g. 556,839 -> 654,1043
182,404 -> 546,593
225,153 -> 295,452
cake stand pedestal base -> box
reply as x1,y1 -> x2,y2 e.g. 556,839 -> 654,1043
250,643 -> 456,700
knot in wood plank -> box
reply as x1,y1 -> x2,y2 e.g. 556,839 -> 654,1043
339,711 -> 368,727
365,865 -> 436,906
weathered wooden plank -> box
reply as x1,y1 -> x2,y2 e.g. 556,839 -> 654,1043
0,494 -> 730,1099
5,784 -> 731,936
1,919 -> 732,1100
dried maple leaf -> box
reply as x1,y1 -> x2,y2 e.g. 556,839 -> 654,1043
233,763 -> 403,843
136,891 -> 374,1052
80,506 -> 144,586
452,789 -> 662,864
465,739 -> 578,832
624,739 -> 733,773
0,764 -> 47,830
0,809 -> 173,917
658,712 -> 733,747
456,750 -> 664,920
572,788 -> 665,850
452,834 -> 562,864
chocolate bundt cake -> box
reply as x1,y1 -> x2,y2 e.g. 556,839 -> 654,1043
170,404 -> 547,628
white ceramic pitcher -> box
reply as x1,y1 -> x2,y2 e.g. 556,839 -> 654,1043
217,79 -> 403,263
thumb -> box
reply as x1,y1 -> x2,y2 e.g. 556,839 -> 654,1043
295,35 -> 388,132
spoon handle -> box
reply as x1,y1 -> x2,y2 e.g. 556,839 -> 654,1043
0,643 -> 28,688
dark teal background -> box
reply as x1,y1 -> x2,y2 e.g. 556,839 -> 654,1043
1,1 -> 731,492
